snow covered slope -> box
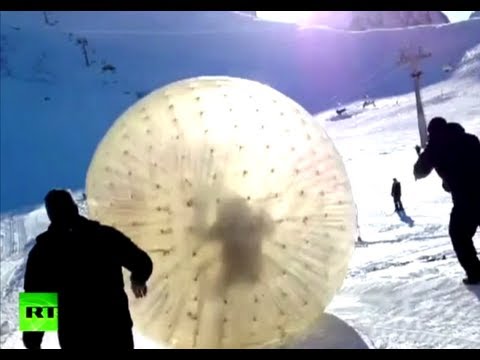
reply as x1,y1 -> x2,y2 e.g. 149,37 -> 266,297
304,11 -> 449,31
316,50 -> 480,347
1,11 -> 480,212
470,12 -> 480,20
1,42 -> 480,350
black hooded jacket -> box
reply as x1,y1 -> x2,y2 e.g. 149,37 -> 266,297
22,215 -> 153,348
414,122 -> 480,204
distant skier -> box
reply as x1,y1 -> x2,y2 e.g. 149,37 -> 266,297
22,189 -> 153,349
414,117 -> 480,285
391,178 -> 404,212
362,95 -> 376,109
355,204 -> 366,245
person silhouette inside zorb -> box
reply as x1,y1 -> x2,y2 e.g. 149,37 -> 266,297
391,178 -> 404,212
22,189 -> 153,349
414,117 -> 480,285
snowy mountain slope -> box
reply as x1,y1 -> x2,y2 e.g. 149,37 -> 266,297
305,11 -> 449,31
470,12 -> 480,20
453,44 -> 480,80
257,11 -> 449,31
1,11 -> 480,212
349,11 -> 449,30
315,48 -> 480,348
1,43 -> 480,349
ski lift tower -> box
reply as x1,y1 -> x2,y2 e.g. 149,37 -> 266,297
398,45 -> 432,149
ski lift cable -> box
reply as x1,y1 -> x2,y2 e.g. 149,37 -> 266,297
325,61 -> 400,109
5,20 -> 437,112
25,23 -> 404,110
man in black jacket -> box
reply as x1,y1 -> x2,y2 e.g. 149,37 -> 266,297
414,117 -> 480,285
391,178 -> 404,212
22,189 -> 153,349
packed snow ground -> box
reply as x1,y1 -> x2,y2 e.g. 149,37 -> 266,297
319,76 -> 480,349
1,58 -> 479,348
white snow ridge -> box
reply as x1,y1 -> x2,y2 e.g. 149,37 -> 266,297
1,11 -> 480,349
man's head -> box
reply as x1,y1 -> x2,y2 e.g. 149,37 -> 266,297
427,117 -> 448,137
44,189 -> 79,226
393,178 -> 397,182
447,122 -> 465,136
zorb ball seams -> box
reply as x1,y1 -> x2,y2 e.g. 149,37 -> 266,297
85,76 -> 357,349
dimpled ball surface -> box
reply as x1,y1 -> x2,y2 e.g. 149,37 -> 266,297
85,76 -> 357,349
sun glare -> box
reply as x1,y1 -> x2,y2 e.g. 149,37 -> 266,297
256,11 -> 313,24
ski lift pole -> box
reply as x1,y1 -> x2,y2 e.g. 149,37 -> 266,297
398,45 -> 431,149
411,70 -> 428,148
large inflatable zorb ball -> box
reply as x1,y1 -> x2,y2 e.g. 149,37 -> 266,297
85,76 -> 357,349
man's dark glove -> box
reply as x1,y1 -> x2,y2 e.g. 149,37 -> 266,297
131,279 -> 148,298
415,145 -> 422,156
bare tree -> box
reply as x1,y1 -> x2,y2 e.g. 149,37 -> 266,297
76,38 -> 90,67
42,12 -> 58,26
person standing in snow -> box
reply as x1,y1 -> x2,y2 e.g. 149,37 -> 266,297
354,204 -> 363,243
391,178 -> 404,212
22,189 -> 153,349
414,117 -> 480,285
